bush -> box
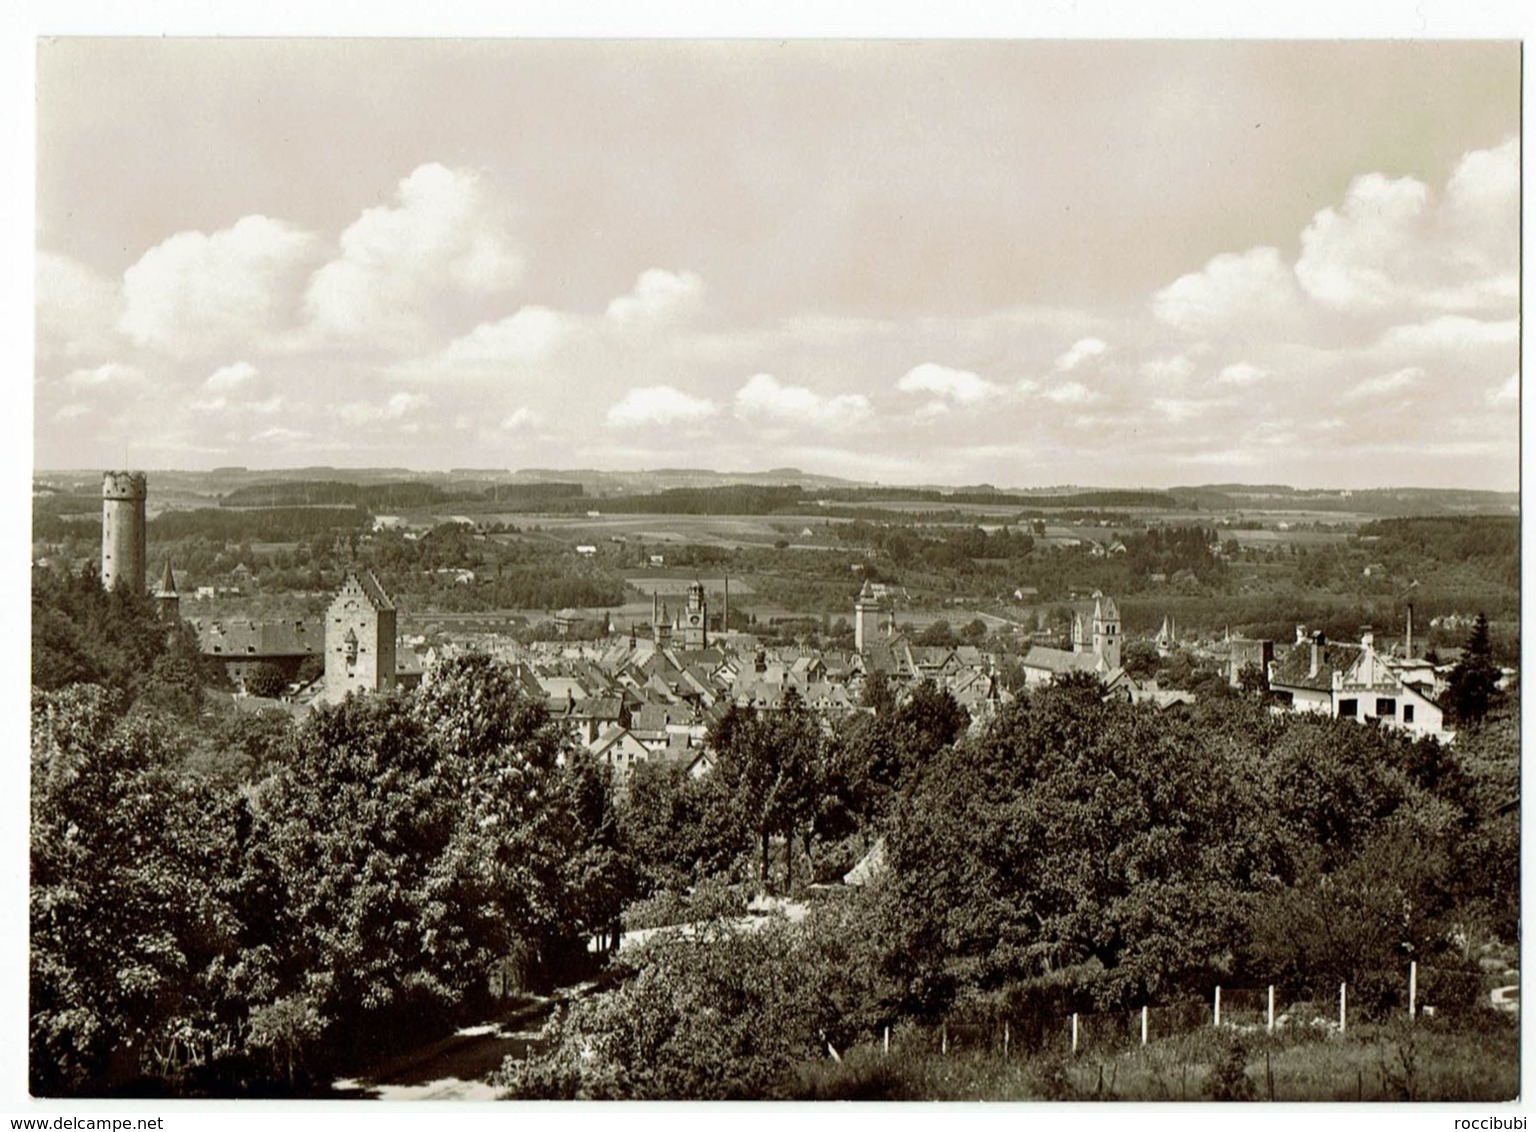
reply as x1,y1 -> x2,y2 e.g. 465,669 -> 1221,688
1203,1035 -> 1256,1100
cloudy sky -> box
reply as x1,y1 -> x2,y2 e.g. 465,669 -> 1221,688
33,38 -> 1520,489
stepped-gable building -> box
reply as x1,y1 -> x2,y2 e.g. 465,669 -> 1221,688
324,570 -> 398,701
854,580 -> 900,653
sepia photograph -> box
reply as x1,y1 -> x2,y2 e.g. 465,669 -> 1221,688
20,17 -> 1524,1113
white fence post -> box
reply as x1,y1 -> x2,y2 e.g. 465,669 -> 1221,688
1409,961 -> 1418,1020
1267,985 -> 1275,1032
942,1022 -> 949,1055
1141,1005 -> 1149,1046
1214,985 -> 1222,1027
1071,1012 -> 1079,1055
1339,982 -> 1347,1035
884,1025 -> 890,1057
1003,1021 -> 1010,1060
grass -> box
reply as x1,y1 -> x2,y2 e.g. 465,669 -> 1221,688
790,1014 -> 1519,1101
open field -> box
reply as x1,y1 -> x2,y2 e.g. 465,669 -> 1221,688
463,511 -> 850,549
794,1018 -> 1520,1102
620,574 -> 757,595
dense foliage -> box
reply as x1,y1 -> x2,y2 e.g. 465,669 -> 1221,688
508,681 -> 1517,1098
30,654 -> 630,1096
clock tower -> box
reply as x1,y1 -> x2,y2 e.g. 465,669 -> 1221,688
682,579 -> 708,649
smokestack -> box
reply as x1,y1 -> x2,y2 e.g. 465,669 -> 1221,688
1310,631 -> 1324,678
723,574 -> 729,636
1405,602 -> 1414,659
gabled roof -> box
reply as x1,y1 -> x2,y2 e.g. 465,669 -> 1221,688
1021,645 -> 1109,675
193,617 -> 322,659
1268,639 -> 1363,692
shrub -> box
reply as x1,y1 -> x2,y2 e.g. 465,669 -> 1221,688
1203,1035 -> 1256,1101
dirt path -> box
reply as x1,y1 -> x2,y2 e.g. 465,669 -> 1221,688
331,994 -> 562,1101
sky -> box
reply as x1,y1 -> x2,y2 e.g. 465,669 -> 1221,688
31,36 -> 1522,490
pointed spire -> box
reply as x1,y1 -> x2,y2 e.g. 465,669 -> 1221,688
156,557 -> 178,597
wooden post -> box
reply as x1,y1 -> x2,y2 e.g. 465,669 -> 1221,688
942,1022 -> 948,1055
1267,985 -> 1275,1032
1003,1021 -> 1010,1060
1071,1012 -> 1079,1055
1409,961 -> 1418,1020
1339,982 -> 1347,1035
884,1025 -> 890,1057
1214,985 -> 1222,1027
1141,1005 -> 1148,1046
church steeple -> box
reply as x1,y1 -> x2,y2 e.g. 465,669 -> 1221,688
154,557 -> 180,623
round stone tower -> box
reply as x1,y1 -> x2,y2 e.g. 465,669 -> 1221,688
101,471 -> 148,594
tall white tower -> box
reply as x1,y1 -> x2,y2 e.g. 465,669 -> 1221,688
101,471 -> 147,593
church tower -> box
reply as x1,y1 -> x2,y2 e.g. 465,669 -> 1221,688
324,571 -> 398,701
154,558 -> 181,623
101,471 -> 147,594
1092,591 -> 1121,670
682,579 -> 708,649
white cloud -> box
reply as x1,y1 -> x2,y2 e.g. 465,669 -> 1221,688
63,362 -> 146,388
606,269 -> 705,326
605,385 -> 719,427
1295,173 -> 1431,312
733,373 -> 872,430
54,404 -> 91,421
36,251 -> 121,364
120,215 -> 317,357
1042,381 -> 1097,405
251,427 -> 310,443
340,392 -> 429,424
305,163 -> 523,346
1216,362 -> 1268,386
896,363 -> 997,405
204,361 -> 259,391
1151,398 -> 1208,422
1372,315 -> 1518,356
435,307 -> 574,368
1152,246 -> 1306,338
1140,355 -> 1195,383
500,407 -> 543,431
1342,366 -> 1424,401
1487,374 -> 1519,406
1296,138 -> 1518,317
1054,337 -> 1109,372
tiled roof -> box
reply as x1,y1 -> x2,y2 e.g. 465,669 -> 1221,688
1268,640 -> 1361,692
1021,646 -> 1106,675
194,618 -> 322,658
